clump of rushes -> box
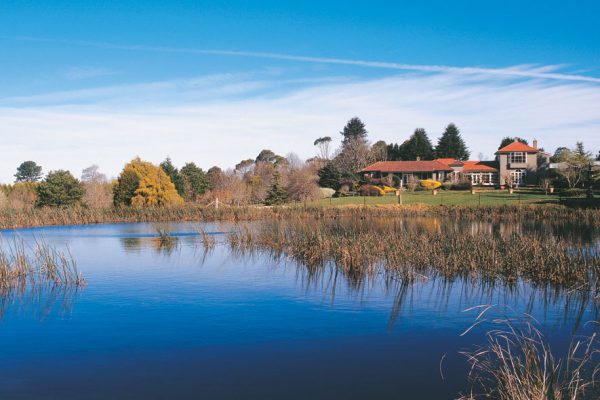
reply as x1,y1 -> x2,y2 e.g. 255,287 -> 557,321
153,226 -> 179,252
226,216 -> 600,288
0,238 -> 85,290
458,309 -> 600,400
2,204 -> 600,230
195,225 -> 216,252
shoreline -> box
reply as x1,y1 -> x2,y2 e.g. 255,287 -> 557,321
1,203 -> 600,230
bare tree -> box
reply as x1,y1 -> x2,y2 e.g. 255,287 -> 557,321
334,137 -> 372,176
314,137 -> 332,160
234,159 -> 255,177
286,166 -> 321,202
370,140 -> 388,162
81,165 -> 107,183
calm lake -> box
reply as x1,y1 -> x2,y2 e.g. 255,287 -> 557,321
0,220 -> 599,399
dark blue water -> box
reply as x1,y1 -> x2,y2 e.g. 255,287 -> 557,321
0,222 -> 598,399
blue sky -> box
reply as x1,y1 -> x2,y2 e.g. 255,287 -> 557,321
1,0 -> 599,181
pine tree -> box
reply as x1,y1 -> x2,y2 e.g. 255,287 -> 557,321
340,117 -> 368,145
15,161 -> 43,182
435,123 -> 470,160
264,172 -> 287,205
160,157 -> 184,196
401,128 -> 435,160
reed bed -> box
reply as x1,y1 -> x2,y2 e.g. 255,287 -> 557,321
1,203 -> 600,230
226,216 -> 600,288
459,311 -> 600,399
0,238 -> 85,290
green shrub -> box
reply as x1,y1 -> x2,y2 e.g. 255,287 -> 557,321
36,170 -> 85,208
560,188 -> 586,197
450,181 -> 473,191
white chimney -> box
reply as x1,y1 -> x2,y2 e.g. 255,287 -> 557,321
533,139 -> 538,149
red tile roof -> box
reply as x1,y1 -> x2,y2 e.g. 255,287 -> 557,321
435,158 -> 457,164
434,158 -> 498,172
496,141 -> 538,153
361,161 -> 453,173
462,161 -> 498,172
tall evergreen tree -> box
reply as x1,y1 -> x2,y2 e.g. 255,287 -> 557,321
264,172 -> 287,205
386,143 -> 403,161
401,128 -> 435,160
160,157 -> 184,196
180,162 -> 209,201
340,117 -> 368,145
435,123 -> 470,160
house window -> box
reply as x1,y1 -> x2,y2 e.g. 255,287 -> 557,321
509,152 -> 526,164
511,170 -> 526,186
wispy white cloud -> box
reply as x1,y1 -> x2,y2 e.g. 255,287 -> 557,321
0,67 -> 599,183
7,36 -> 600,83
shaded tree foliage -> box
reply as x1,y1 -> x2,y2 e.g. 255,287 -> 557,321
318,162 -> 342,189
180,162 -> 209,201
499,137 -> 528,149
401,128 -> 435,160
36,170 -> 85,208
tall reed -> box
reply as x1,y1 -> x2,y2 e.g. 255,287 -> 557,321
0,238 -> 85,289
459,311 -> 600,399
226,216 -> 600,288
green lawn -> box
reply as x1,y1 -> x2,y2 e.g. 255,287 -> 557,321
314,189 -> 560,207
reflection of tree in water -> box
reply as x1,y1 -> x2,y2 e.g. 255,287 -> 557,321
0,281 -> 81,321
119,236 -> 181,255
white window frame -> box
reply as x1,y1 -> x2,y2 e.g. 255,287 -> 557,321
511,170 -> 526,186
509,152 -> 526,164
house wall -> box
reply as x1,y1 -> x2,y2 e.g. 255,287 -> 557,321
498,152 -> 538,185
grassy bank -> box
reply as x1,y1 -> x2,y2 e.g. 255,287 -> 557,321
2,202 -> 600,230
315,188 -> 558,207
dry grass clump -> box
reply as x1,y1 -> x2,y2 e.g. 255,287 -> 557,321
459,311 -> 600,399
1,204 -> 600,230
0,238 -> 85,290
226,216 -> 600,287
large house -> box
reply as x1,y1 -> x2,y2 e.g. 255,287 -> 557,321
360,139 -> 549,187
495,140 -> 546,185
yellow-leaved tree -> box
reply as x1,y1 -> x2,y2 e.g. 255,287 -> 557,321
113,158 -> 183,207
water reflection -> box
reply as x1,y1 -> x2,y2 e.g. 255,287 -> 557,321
0,282 -> 81,321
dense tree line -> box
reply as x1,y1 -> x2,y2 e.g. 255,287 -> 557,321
2,118 -> 597,209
